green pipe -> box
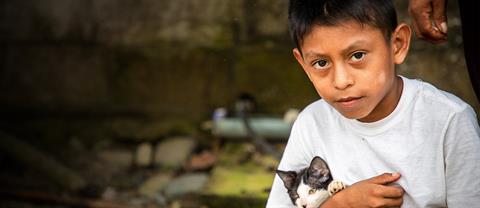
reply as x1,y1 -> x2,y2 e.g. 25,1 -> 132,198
212,117 -> 292,141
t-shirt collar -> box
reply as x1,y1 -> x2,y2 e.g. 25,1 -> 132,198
341,75 -> 418,136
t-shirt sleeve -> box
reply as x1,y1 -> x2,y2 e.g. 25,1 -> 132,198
444,105 -> 480,207
266,114 -> 315,208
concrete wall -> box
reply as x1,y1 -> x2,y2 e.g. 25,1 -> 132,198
1,0 -> 477,126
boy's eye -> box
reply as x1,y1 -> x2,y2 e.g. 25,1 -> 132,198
312,59 -> 329,70
351,52 -> 366,62
308,189 -> 316,195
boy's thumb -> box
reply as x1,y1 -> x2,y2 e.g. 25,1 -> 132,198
370,173 -> 401,185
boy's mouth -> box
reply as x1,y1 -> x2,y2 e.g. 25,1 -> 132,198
336,96 -> 363,107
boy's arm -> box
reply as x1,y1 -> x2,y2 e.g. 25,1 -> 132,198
444,106 -> 480,206
320,173 -> 404,208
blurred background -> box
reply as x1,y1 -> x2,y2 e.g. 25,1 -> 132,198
0,0 -> 478,207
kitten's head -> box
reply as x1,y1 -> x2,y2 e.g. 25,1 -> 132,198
276,156 -> 332,208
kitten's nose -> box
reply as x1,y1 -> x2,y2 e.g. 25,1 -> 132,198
302,206 -> 306,208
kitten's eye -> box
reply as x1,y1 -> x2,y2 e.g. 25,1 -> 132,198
351,52 -> 366,62
312,59 -> 329,70
308,189 -> 316,195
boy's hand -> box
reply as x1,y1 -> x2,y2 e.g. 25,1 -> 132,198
321,173 -> 404,208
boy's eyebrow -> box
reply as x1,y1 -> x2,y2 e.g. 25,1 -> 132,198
303,40 -> 369,60
341,40 -> 368,55
303,51 -> 325,60
302,51 -> 328,62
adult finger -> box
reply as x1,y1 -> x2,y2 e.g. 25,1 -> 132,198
410,18 -> 424,39
408,0 -> 447,43
369,173 -> 401,185
408,0 -> 432,38
431,0 -> 448,34
412,16 -> 447,44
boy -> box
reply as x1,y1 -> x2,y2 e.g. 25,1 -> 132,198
266,0 -> 480,207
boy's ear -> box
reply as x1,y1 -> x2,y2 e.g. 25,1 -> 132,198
293,48 -> 312,80
391,23 -> 411,64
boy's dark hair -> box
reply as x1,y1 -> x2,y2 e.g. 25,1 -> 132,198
288,0 -> 398,50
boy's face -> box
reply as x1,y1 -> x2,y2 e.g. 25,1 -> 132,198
293,21 -> 410,122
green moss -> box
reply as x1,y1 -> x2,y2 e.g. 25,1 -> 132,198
234,44 -> 318,114
201,194 -> 266,208
205,143 -> 276,199
205,165 -> 273,199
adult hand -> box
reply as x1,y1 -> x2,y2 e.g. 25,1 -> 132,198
408,0 -> 448,44
321,173 -> 404,208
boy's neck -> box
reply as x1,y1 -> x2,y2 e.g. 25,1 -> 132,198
357,76 -> 404,123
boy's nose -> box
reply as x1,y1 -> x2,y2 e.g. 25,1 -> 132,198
333,65 -> 354,90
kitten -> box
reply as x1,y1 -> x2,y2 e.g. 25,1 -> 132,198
276,156 -> 346,208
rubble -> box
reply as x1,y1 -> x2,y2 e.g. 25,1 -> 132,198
135,142 -> 153,167
138,172 -> 173,198
153,137 -> 196,169
97,149 -> 133,170
164,173 -> 209,198
0,124 -> 283,208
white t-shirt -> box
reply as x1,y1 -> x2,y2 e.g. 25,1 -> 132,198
266,76 -> 480,208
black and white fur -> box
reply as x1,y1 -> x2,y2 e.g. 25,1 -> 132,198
276,156 -> 346,208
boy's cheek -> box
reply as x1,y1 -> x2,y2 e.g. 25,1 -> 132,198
310,80 -> 331,99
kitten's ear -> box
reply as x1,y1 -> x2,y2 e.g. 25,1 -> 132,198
308,156 -> 330,181
310,156 -> 329,171
276,170 -> 297,190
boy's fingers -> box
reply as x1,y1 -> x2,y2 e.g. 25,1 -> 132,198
376,185 -> 404,198
369,173 -> 401,185
367,190 -> 404,207
382,196 -> 404,207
